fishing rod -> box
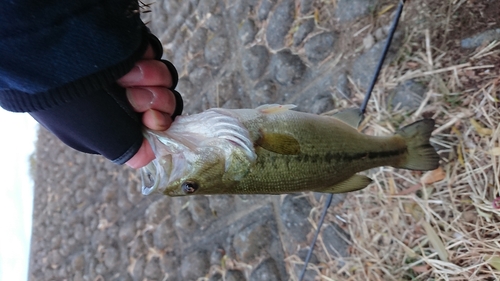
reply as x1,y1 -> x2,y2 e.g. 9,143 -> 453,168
298,1 -> 406,280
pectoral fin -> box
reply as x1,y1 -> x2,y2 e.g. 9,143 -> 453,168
320,174 -> 372,193
332,108 -> 364,128
256,132 -> 301,155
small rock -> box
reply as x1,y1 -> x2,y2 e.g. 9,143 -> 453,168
322,224 -> 350,258
257,0 -> 276,21
388,79 -> 426,111
374,27 -> 386,41
205,35 -> 229,68
208,195 -> 235,218
250,258 -> 282,281
461,28 -> 500,49
280,195 -> 312,244
197,0 -> 219,19
239,19 -> 258,45
181,250 -> 210,281
188,196 -> 213,226
335,72 -> 351,98
293,19 -> 315,46
310,91 -> 335,114
363,33 -> 375,50
304,32 -> 337,63
104,203 -> 120,222
130,236 -> 147,258
154,220 -> 177,250
209,246 -> 225,265
230,0 -> 250,22
206,14 -> 224,32
226,269 -> 247,281
132,256 -> 146,280
300,0 -> 314,14
270,50 -> 306,85
175,208 -> 197,231
71,254 -> 85,271
210,272 -> 224,281
251,79 -> 279,107
233,222 -> 273,262
242,45 -> 270,80
266,0 -> 295,50
145,257 -> 163,280
189,27 -> 208,54
103,247 -> 119,269
334,0 -> 376,22
145,199 -> 169,225
118,222 -> 136,243
143,229 -> 155,248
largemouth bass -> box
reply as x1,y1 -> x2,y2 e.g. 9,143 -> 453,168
140,104 -> 439,196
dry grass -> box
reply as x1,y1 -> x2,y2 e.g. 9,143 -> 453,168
293,2 -> 500,281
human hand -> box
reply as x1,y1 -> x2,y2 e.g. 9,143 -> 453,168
117,45 -> 178,169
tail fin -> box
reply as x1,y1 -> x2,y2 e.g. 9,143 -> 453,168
396,119 -> 440,171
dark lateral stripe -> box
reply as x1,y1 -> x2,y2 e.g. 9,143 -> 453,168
293,148 -> 407,164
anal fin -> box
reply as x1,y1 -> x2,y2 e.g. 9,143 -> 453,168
319,174 -> 372,193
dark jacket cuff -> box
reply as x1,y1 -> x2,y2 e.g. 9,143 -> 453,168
30,83 -> 143,164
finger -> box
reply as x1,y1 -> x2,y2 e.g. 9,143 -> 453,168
126,138 -> 155,169
142,109 -> 173,131
118,60 -> 174,88
126,87 -> 176,115
142,45 -> 156,60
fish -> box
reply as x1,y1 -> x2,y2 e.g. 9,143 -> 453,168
140,104 -> 440,196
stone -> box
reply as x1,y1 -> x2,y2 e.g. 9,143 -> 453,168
103,247 -> 119,269
257,0 -> 276,21
304,32 -> 337,63
293,19 -> 315,46
118,222 -> 136,243
187,198 -> 212,225
132,256 -> 145,280
280,194 -> 312,244
230,0 -> 250,22
232,222 -> 273,262
209,246 -> 225,265
266,0 -> 295,50
309,91 -> 336,114
205,35 -> 229,68
322,224 -> 350,258
300,0 -> 314,14
242,45 -> 270,80
145,257 -> 163,280
71,254 -> 85,271
206,14 -> 224,32
210,272 -> 224,281
189,27 -> 208,54
239,19 -> 257,45
250,258 -> 282,281
145,199 -> 169,225
461,28 -> 500,49
130,236 -> 147,258
154,220 -> 177,250
270,50 -> 306,85
104,203 -> 120,222
363,33 -> 375,50
251,79 -> 279,107
334,0 -> 376,22
226,269 -> 247,281
181,250 -> 210,281
175,208 -> 197,231
208,195 -> 235,217
388,79 -> 426,111
335,72 -> 351,98
143,229 -> 155,248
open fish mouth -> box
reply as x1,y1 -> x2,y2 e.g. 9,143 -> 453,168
139,108 -> 256,195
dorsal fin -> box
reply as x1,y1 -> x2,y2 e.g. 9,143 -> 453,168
256,104 -> 297,114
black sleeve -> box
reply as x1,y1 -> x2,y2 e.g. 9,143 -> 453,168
0,0 -> 180,164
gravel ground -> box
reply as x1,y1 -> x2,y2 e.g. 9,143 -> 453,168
28,0 -> 499,280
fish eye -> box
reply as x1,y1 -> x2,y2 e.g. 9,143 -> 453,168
181,181 -> 199,194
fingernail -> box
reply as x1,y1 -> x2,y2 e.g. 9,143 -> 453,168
126,66 -> 143,83
127,89 -> 154,111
